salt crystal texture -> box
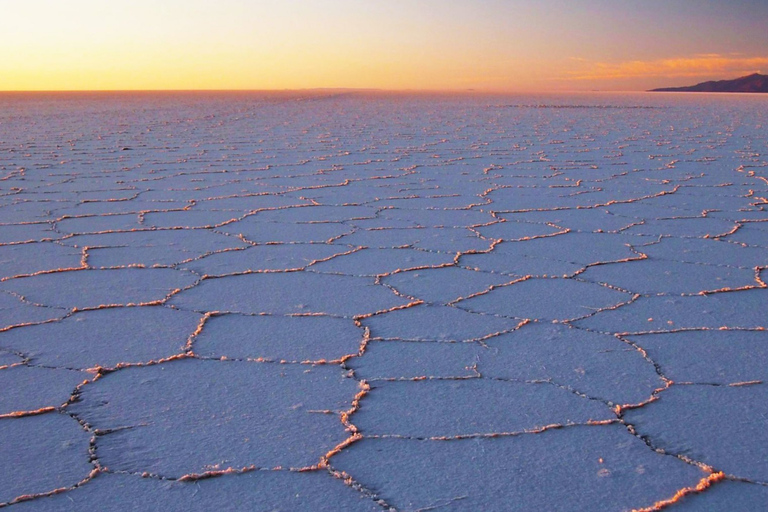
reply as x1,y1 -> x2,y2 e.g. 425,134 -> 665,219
1,91 -> 766,510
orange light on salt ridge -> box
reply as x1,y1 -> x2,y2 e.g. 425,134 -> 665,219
632,472 -> 726,512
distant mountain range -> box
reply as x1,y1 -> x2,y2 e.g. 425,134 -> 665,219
650,73 -> 768,93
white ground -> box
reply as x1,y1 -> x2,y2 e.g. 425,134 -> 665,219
1,91 -> 767,511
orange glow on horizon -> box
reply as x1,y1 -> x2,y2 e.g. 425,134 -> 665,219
2,1 -> 767,92
569,54 -> 768,82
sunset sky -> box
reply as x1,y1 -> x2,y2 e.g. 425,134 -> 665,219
2,0 -> 767,92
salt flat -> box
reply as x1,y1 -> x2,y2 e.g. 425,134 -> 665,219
1,91 -> 767,511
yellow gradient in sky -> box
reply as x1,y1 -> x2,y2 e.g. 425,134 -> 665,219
2,0 -> 767,91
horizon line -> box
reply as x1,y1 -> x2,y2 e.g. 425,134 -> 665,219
0,87 -> 654,96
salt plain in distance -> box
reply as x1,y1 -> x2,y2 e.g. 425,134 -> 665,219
0,91 -> 767,511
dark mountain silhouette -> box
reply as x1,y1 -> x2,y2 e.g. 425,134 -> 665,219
651,73 -> 768,93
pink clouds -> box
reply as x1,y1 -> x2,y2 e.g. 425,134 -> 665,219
569,54 -> 768,81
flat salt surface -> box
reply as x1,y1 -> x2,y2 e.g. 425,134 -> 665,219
63,229 -> 250,267
624,384 -> 768,482
459,231 -> 640,277
69,358 -> 358,477
168,271 -> 408,316
217,219 -> 355,243
575,289 -> 768,333
500,208 -> 641,233
0,365 -> 87,414
636,236 -> 768,268
725,222 -> 768,247
8,472 -> 381,511
307,247 -> 454,276
354,379 -> 613,437
0,268 -> 199,309
331,424 -> 705,511
192,313 -> 363,361
625,330 -> 768,384
362,304 -> 522,341
0,350 -> 21,366
0,291 -> 68,330
0,242 -> 82,279
620,216 -> 739,238
349,340 -> 484,380
0,413 -> 92,504
338,226 -> 494,253
578,258 -> 755,294
54,213 -> 144,235
479,322 -> 662,405
181,243 -> 353,275
457,277 -> 632,321
0,306 -> 203,369
1,91 -> 766,510
382,266 -> 515,304
0,223 -> 59,244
